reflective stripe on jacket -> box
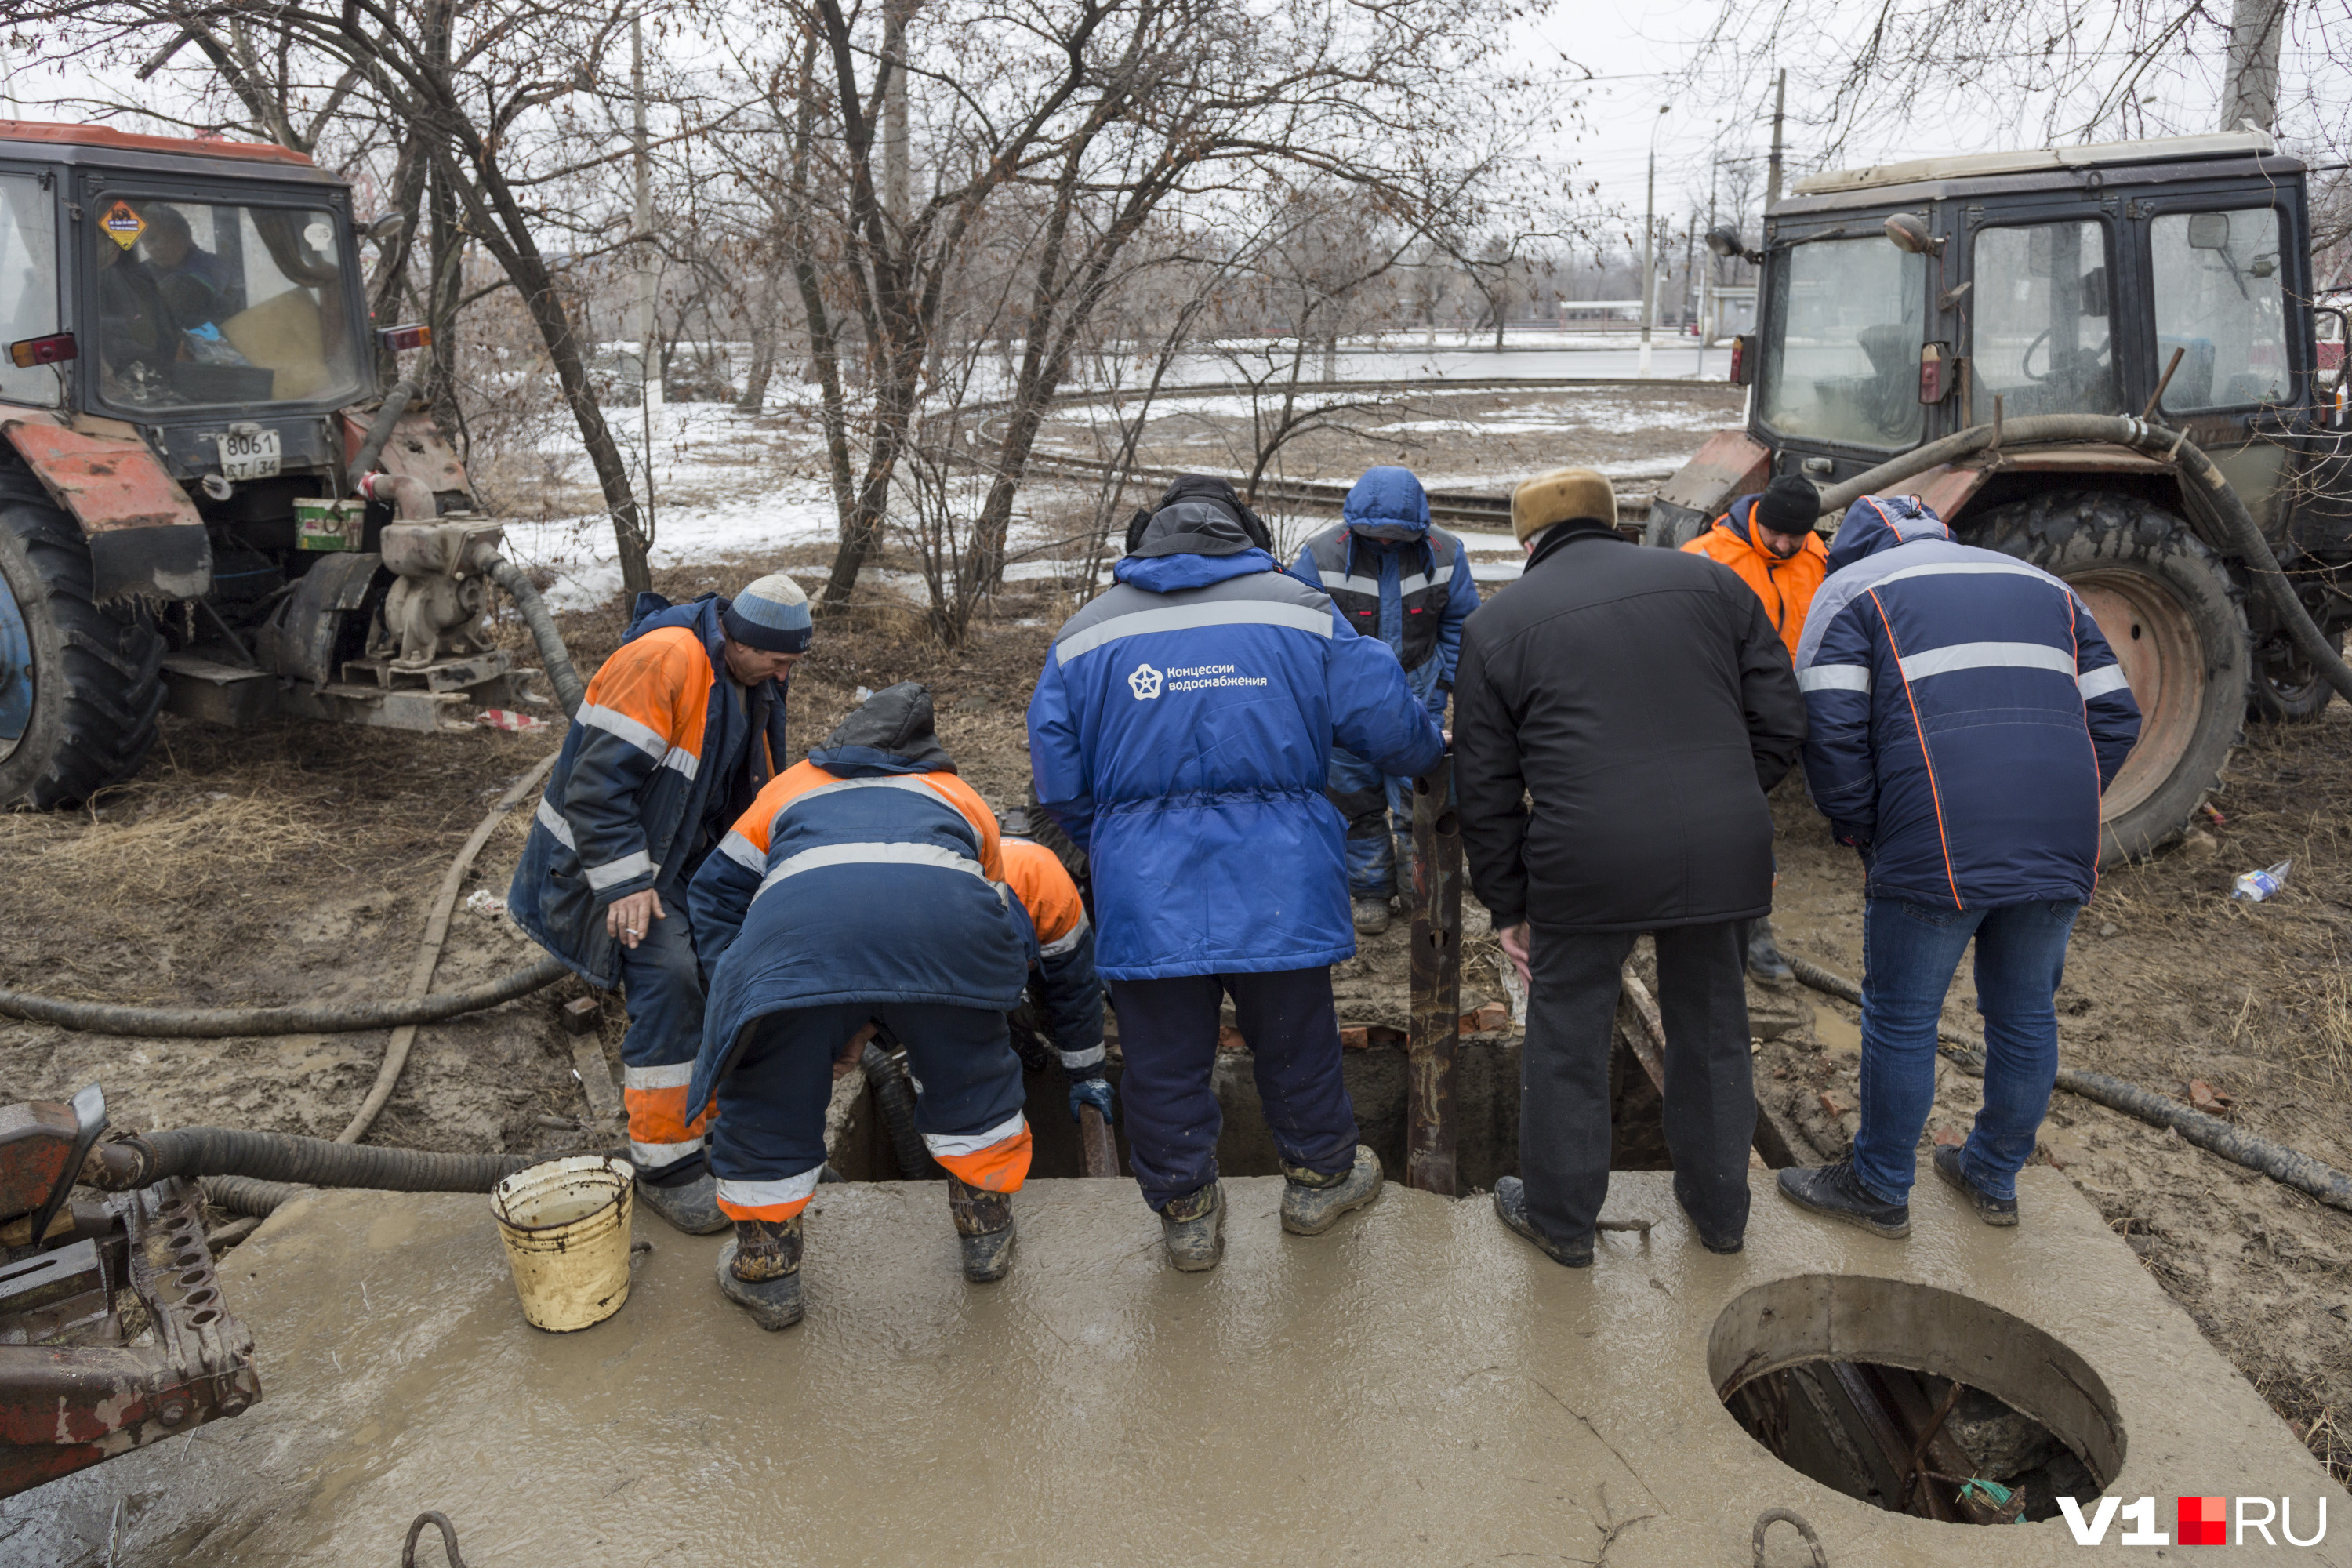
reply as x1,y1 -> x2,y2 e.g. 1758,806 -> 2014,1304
1287,522 -> 1479,682
508,593 -> 786,986
1000,837 -> 1105,1071
683,757 -> 1027,1113
1795,495 -> 2143,909
1681,495 -> 1831,658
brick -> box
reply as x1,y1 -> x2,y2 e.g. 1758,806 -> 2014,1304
1217,1026 -> 1247,1053
1340,1026 -> 1370,1051
560,996 -> 601,1036
1817,1091 -> 1846,1119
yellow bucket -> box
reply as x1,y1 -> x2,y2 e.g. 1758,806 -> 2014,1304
490,1155 -> 636,1332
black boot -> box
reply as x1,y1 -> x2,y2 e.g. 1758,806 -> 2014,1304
1160,1181 -> 1225,1272
1491,1175 -> 1593,1267
716,1214 -> 804,1329
1745,917 -> 1794,985
1776,1160 -> 1911,1239
947,1177 -> 1017,1283
1280,1145 -> 1383,1235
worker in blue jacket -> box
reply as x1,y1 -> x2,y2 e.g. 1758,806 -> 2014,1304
1286,466 -> 1481,932
684,684 -> 1033,1329
1029,474 -> 1445,1271
1777,496 -> 2141,1240
510,575 -> 809,1235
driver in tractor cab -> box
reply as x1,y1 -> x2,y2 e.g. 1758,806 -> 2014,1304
509,574 -> 811,1236
1682,474 -> 1828,985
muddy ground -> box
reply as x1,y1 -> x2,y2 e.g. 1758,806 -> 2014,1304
7,481 -> 2352,1495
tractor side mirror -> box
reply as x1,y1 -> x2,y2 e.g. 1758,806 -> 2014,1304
1729,334 -> 1755,387
1882,212 -> 1943,256
364,212 -> 406,242
9,332 -> 76,368
2187,212 -> 2231,251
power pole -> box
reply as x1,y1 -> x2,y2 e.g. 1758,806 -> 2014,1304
632,12 -> 659,537
2220,0 -> 2285,132
1685,210 -> 1700,374
883,0 -> 910,229
1766,68 -> 1787,208
1639,147 -> 1656,377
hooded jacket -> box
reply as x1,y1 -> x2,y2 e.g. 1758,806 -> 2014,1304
1285,467 -> 1481,706
1028,484 -> 1445,978
509,593 -> 788,986
1682,492 -> 1831,659
683,684 -> 1029,1115
1453,518 -> 1806,932
1795,495 -> 2143,908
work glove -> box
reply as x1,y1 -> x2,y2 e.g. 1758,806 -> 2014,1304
1069,1076 -> 1116,1126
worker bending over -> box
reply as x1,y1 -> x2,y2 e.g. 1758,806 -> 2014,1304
1682,474 -> 1828,983
1286,466 -> 1479,933
685,684 -> 1032,1330
1029,474 -> 1443,1270
510,575 -> 808,1234
997,826 -> 1116,1126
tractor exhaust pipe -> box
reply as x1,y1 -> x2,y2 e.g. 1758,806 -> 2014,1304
1813,414 -> 2352,708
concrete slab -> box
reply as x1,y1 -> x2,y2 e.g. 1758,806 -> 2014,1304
5,1171 -> 2342,1566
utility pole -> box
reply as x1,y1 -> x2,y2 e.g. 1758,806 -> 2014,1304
1686,210 -> 1701,376
1766,68 -> 1787,208
2220,0 -> 2284,132
883,0 -> 910,229
1639,104 -> 1668,378
632,12 -> 659,536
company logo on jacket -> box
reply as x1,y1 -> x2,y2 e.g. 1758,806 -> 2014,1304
1128,662 -> 1163,699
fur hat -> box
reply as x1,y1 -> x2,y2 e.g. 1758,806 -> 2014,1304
1510,467 -> 1617,543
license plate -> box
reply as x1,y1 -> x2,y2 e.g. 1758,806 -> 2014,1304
218,429 -> 282,482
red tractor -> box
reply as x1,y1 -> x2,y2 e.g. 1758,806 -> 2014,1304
1655,131 -> 2352,858
0,122 -> 544,810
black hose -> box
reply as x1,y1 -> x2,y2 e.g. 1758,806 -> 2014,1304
102,1127 -> 532,1193
202,1175 -> 310,1217
351,374 -> 422,480
1815,413 -> 2352,706
1788,953 -> 2352,1214
862,1042 -> 936,1179
486,555 -> 586,719
0,953 -> 568,1038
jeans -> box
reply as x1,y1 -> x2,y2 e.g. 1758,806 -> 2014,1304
1520,921 -> 1755,1248
1105,967 -> 1358,1209
1852,897 -> 2083,1204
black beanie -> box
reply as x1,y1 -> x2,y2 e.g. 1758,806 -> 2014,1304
1756,475 -> 1822,536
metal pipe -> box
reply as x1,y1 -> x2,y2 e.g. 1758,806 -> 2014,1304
1405,755 -> 1464,1196
1077,1105 -> 1120,1178
358,470 -> 436,521
1812,412 -> 2352,704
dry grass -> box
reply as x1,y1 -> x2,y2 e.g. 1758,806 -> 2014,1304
0,791 -> 354,908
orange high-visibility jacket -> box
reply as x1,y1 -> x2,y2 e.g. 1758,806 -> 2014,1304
1681,499 -> 1829,658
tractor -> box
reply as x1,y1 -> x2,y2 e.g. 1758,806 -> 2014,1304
0,121 -> 540,811
1653,129 -> 2352,860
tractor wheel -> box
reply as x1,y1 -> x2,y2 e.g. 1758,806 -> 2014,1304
0,500 -> 165,808
1970,490 -> 2246,864
2248,627 -> 2339,724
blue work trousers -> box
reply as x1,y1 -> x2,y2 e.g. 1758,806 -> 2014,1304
617,900 -> 710,1180
1852,897 -> 2083,1204
1105,967 -> 1357,1210
1327,747 -> 1414,901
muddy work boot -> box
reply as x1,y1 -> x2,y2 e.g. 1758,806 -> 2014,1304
716,1214 -> 804,1330
1352,897 -> 1392,935
636,1167 -> 730,1236
1776,1160 -> 1911,1240
1490,1176 -> 1593,1267
1160,1181 -> 1225,1272
946,1177 -> 1018,1283
1744,917 -> 1795,985
1280,1144 -> 1384,1236
1933,1144 -> 2020,1227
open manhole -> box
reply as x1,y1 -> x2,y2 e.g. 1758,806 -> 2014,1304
1710,1275 -> 2122,1524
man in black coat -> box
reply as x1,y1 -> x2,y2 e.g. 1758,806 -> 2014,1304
1454,466 -> 1806,1265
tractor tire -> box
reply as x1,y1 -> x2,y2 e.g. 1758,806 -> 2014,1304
2248,627 -> 2339,724
1968,490 -> 2245,864
0,500 -> 165,808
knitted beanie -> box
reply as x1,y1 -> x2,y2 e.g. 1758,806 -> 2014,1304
1511,467 -> 1617,543
720,572 -> 814,654
1755,474 -> 1824,537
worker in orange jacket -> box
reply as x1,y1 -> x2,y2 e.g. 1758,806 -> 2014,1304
1682,474 -> 1826,983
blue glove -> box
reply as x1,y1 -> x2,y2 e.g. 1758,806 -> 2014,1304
1069,1076 -> 1116,1125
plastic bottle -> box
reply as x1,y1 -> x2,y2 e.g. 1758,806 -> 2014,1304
2231,860 -> 2292,902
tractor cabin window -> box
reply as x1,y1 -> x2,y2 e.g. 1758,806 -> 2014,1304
0,176 -> 61,408
1759,235 -> 1926,448
89,198 -> 360,411
2151,208 -> 2288,412
1970,220 -> 2122,418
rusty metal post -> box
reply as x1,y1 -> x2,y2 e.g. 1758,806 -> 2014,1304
1406,756 -> 1463,1196
1077,1105 -> 1120,1178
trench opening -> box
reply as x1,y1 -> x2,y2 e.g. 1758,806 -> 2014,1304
1709,1276 -> 2122,1526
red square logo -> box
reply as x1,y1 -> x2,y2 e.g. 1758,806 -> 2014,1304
2177,1496 -> 2228,1545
